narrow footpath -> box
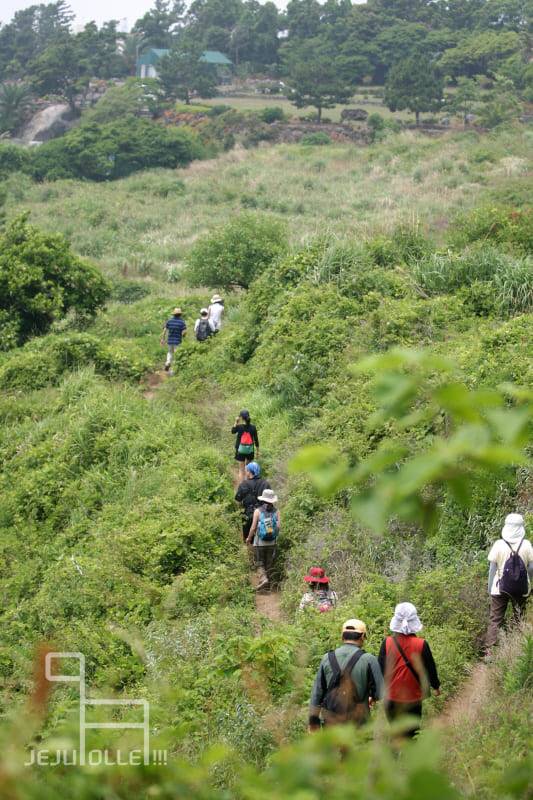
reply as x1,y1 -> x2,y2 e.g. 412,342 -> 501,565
143,369 -> 283,622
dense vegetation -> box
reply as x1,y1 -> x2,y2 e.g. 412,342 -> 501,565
1,0 -> 532,134
0,123 -> 531,797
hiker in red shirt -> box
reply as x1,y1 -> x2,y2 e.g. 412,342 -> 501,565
378,602 -> 441,738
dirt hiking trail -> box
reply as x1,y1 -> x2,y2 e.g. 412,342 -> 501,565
435,663 -> 489,729
144,370 -> 283,623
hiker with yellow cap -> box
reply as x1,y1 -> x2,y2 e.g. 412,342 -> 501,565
308,619 -> 384,731
160,307 -> 187,373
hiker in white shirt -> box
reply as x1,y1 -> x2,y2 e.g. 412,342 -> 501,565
485,513 -> 533,652
208,294 -> 224,332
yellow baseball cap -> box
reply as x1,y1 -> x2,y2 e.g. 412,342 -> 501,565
342,619 -> 367,635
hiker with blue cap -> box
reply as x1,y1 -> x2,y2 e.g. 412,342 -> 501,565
234,461 -> 271,543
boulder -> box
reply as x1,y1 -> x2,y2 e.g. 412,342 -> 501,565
19,104 -> 78,144
341,108 -> 369,121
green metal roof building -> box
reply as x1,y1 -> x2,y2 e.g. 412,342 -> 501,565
136,48 -> 232,79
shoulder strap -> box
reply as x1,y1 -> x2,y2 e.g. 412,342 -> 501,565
504,538 -> 523,555
391,636 -> 421,685
344,648 -> 365,676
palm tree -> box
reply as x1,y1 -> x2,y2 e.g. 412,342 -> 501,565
120,33 -> 147,76
0,82 -> 33,135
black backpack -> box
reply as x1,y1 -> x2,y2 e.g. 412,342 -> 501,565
499,539 -> 529,598
196,318 -> 212,342
321,649 -> 365,724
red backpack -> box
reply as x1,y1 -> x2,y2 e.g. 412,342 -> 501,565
238,430 -> 254,455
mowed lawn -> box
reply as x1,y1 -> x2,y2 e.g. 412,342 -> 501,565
201,91 -> 412,122
5,127 -> 530,283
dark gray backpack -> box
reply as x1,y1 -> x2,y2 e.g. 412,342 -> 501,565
499,539 -> 528,597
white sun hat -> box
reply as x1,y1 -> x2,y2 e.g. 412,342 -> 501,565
390,602 -> 423,635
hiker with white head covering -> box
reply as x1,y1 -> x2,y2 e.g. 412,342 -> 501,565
247,488 -> 280,590
485,513 -> 533,653
378,602 -> 440,738
208,294 -> 224,332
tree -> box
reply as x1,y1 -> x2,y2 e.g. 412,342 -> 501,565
120,32 -> 147,75
0,214 -> 109,346
476,74 -> 521,128
0,1 -> 73,78
133,0 -> 186,47
30,36 -> 89,111
0,82 -> 33,134
157,42 -> 218,103
385,56 -> 444,125
445,75 -> 483,126
283,37 -> 355,122
30,117 -> 204,181
438,30 -> 522,79
84,79 -> 165,124
185,213 -> 288,289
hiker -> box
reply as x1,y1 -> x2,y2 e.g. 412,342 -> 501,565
246,488 -> 279,590
194,308 -> 215,342
378,602 -> 441,738
309,619 -> 383,730
235,461 -> 271,543
231,410 -> 260,482
208,294 -> 224,333
160,307 -> 187,373
485,513 -> 533,653
299,567 -> 338,612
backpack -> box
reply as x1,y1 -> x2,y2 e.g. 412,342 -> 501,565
196,318 -> 212,342
499,539 -> 529,597
317,591 -> 335,613
321,649 -> 365,724
238,430 -> 254,455
257,510 -> 278,542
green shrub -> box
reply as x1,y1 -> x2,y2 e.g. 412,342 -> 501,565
449,205 -> 533,254
0,142 -> 31,179
184,213 -> 288,290
0,215 -> 109,347
366,224 -> 432,267
259,106 -> 285,124
300,132 -> 332,146
31,117 -> 205,181
83,78 -> 166,124
110,280 -> 151,304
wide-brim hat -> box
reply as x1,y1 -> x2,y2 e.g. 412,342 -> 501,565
304,566 -> 330,584
211,294 -> 222,303
258,489 -> 278,504
200,308 -> 209,315
173,307 -> 182,315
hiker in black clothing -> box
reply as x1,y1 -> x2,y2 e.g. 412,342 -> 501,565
194,308 -> 215,342
234,461 -> 271,543
231,410 -> 260,482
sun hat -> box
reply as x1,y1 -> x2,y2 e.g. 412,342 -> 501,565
304,566 -> 330,584
211,294 -> 222,303
258,489 -> 278,505
246,461 -> 260,477
200,308 -> 209,316
501,513 -> 525,546
390,602 -> 422,635
172,307 -> 182,315
342,619 -> 367,635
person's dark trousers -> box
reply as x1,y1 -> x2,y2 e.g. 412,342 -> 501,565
384,700 -> 423,738
485,593 -> 527,649
242,515 -> 253,543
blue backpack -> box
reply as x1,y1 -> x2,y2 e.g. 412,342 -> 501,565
258,510 -> 278,542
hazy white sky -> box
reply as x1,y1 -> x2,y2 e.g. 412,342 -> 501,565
1,0 -> 291,28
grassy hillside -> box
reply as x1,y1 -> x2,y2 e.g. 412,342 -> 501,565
0,126 -> 531,798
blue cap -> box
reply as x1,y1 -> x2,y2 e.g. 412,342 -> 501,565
246,462 -> 260,477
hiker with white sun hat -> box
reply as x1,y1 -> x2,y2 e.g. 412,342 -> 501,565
246,488 -> 280,590
208,293 -> 224,332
